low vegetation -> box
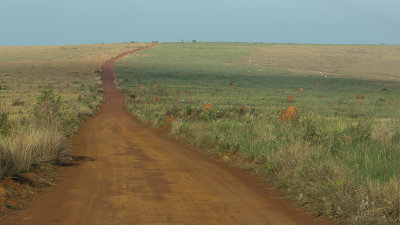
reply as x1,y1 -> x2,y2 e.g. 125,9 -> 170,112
115,42 -> 400,224
0,43 -> 150,179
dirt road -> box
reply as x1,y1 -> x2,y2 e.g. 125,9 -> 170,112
6,44 -> 332,225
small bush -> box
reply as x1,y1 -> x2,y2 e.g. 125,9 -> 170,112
348,120 -> 372,142
185,105 -> 193,116
300,114 -> 320,141
33,87 -> 62,128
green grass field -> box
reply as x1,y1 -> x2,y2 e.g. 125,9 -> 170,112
115,42 -> 400,224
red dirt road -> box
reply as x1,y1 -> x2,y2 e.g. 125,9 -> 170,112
5,45 -> 332,225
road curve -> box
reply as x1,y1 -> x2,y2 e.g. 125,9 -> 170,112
6,44 -> 332,225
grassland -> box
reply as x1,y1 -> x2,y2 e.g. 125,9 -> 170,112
115,42 -> 400,224
0,43 -> 149,179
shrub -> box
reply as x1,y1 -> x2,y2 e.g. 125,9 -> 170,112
300,114 -> 320,141
185,105 -> 193,116
33,87 -> 62,129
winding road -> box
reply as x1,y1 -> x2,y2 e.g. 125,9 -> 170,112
6,44 -> 332,225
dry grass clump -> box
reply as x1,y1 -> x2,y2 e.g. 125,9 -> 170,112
357,179 -> 400,225
4,128 -> 68,175
0,142 -> 11,178
371,119 -> 397,143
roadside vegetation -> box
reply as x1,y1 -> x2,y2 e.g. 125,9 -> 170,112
115,42 -> 400,224
0,43 -> 149,180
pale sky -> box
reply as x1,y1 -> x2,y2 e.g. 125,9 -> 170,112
1,0 -> 399,45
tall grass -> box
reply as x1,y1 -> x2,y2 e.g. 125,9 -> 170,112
0,87 -> 72,178
0,128 -> 68,177
115,42 -> 400,224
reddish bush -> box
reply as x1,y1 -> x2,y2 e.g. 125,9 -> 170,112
388,100 -> 393,105
287,96 -> 294,102
140,85 -> 145,90
231,83 -> 237,88
240,105 -> 248,109
175,95 -> 180,99
356,95 -> 365,99
184,73 -> 188,77
299,88 -> 304,92
153,84 -> 160,88
279,105 -> 298,122
155,97 -> 162,102
202,104 -> 213,111
316,83 -> 320,87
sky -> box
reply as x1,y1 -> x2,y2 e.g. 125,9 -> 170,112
1,0 -> 399,45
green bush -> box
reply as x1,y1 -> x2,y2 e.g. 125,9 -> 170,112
33,87 -> 62,128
